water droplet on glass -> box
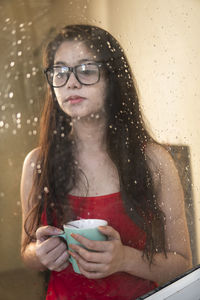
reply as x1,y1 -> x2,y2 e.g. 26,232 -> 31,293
10,61 -> 15,67
9,92 -> 14,99
31,162 -> 35,168
44,187 -> 49,193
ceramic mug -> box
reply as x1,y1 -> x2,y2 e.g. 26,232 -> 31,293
55,219 -> 108,274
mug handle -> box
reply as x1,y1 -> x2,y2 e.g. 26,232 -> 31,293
51,234 -> 73,263
51,233 -> 66,239
51,233 -> 68,248
69,256 -> 73,263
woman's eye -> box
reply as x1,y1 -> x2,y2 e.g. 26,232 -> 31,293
79,68 -> 96,75
55,72 -> 65,79
80,69 -> 92,74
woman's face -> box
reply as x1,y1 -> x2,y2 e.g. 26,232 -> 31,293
53,41 -> 108,119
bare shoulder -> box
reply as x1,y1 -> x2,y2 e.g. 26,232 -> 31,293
22,147 -> 41,179
145,142 -> 175,171
145,142 -> 184,216
23,147 -> 40,169
145,144 -> 191,262
145,142 -> 180,182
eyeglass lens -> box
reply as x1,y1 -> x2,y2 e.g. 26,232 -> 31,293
47,63 -> 100,87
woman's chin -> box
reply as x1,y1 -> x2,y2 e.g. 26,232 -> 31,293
61,108 -> 104,121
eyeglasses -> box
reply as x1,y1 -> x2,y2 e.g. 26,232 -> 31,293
44,62 -> 103,88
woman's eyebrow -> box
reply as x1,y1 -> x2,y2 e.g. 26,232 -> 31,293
54,61 -> 66,66
78,58 -> 95,63
54,58 -> 95,66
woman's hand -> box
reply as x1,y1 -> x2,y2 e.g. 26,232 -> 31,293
68,226 -> 125,279
35,225 -> 70,272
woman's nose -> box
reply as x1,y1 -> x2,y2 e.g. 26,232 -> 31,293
65,72 -> 82,89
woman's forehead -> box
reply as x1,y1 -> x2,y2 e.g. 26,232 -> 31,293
54,41 -> 97,65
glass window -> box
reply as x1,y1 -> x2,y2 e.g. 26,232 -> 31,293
0,1 -> 200,299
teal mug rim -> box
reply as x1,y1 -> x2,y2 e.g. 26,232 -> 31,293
64,219 -> 108,230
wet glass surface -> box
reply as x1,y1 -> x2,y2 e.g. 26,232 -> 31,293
0,1 -> 200,299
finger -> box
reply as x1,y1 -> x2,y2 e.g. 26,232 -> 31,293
78,264 -> 104,279
36,236 -> 64,255
69,251 -> 105,273
53,261 -> 70,272
48,250 -> 69,271
70,233 -> 109,252
98,226 -> 120,240
54,249 -> 69,266
47,241 -> 68,260
41,243 -> 68,269
68,245 -> 109,264
36,226 -> 63,241
37,238 -> 67,265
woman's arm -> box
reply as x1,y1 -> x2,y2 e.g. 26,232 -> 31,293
20,148 -> 43,269
141,143 -> 192,282
20,148 -> 69,272
68,143 -> 192,284
122,143 -> 192,284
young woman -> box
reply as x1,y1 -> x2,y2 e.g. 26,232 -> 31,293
20,24 -> 192,300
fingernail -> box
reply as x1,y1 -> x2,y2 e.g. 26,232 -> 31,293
70,233 -> 77,237
69,251 -> 76,258
98,226 -> 105,229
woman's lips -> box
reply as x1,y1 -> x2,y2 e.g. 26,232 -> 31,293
65,96 -> 86,104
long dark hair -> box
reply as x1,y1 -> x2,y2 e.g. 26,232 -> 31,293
23,24 -> 166,263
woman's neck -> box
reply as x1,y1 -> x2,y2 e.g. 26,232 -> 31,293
71,114 -> 107,153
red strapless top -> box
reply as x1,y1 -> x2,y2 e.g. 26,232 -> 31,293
42,192 -> 157,300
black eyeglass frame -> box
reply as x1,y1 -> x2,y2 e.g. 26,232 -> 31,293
44,62 -> 103,88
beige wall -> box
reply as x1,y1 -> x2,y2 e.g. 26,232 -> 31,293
1,0 -> 200,273
87,0 -> 200,261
